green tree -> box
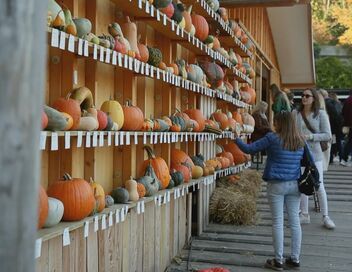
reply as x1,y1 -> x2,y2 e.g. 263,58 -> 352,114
315,57 -> 352,88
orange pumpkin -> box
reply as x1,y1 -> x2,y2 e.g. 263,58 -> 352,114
159,62 -> 167,70
217,151 -> 234,166
52,94 -> 81,130
47,173 -> 95,221
89,177 -> 105,214
160,3 -> 174,18
170,124 -> 181,132
141,118 -> 154,131
42,111 -> 48,129
137,40 -> 149,63
232,111 -> 243,125
38,185 -> 49,229
171,148 -> 194,168
191,14 -> 209,41
170,63 -> 179,75
122,100 -> 144,131
137,183 -> 146,198
184,109 -> 206,132
241,112 -> 255,127
162,116 -> 172,127
223,143 -> 247,165
97,110 -> 108,130
61,112 -> 74,130
139,146 -> 171,189
241,86 -> 256,105
171,163 -> 192,183
211,110 -> 229,130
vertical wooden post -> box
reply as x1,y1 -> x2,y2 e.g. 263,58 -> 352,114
0,0 -> 47,271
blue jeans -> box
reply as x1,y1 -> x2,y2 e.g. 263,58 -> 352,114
267,180 -> 302,263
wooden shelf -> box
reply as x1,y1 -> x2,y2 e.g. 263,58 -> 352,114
40,130 -> 252,151
48,27 -> 251,108
36,162 -> 251,242
182,0 -> 253,58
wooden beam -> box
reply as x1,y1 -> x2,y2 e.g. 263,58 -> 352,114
220,0 -> 310,7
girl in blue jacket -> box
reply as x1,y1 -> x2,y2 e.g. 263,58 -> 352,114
235,111 -> 304,271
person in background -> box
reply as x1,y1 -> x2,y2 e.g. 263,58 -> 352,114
270,84 -> 291,115
287,92 -> 296,111
293,89 -> 335,230
341,90 -> 352,167
251,101 -> 272,142
235,112 -> 304,271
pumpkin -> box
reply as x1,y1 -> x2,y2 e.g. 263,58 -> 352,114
114,36 -> 127,54
166,179 -> 175,189
241,112 -> 255,127
105,195 -> 114,207
125,176 -> 139,202
153,119 -> 170,132
52,95 -> 81,130
160,3 -> 174,18
122,100 -> 144,131
191,154 -> 205,168
61,112 -> 73,130
217,157 -> 230,168
192,166 -> 203,179
47,173 -> 95,221
171,163 -> 191,183
184,109 -> 206,132
137,36 -> 149,63
212,110 -> 229,130
162,116 -> 172,127
227,118 -> 237,132
170,124 -> 181,132
111,187 -> 129,204
42,111 -> 48,129
140,146 -> 171,189
100,99 -> 124,130
183,5 -> 193,33
170,170 -> 184,186
44,197 -> 64,228
137,175 -> 159,197
121,16 -> 140,59
171,148 -> 195,168
170,114 -> 187,131
44,105 -> 69,131
136,183 -> 146,198
171,2 -> 184,24
232,111 -> 243,125
142,118 -> 154,131
77,108 -> 99,131
241,85 -> 256,105
187,64 -> 204,85
70,86 -> 94,111
240,91 -> 252,104
191,14 -> 209,41
153,0 -> 172,8
104,115 -> 114,131
198,60 -> 224,89
223,143 -> 247,165
203,167 -> 210,176
89,177 -> 105,214
147,47 -> 162,67
218,7 -> 228,22
38,185 -> 49,229
97,110 -> 108,130
169,63 -> 179,76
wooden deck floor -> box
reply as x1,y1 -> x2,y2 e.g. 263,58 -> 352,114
167,165 -> 352,272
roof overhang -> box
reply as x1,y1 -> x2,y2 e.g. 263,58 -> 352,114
267,4 -> 315,88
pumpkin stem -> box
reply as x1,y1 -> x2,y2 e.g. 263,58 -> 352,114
63,173 -> 72,180
125,99 -> 132,107
187,5 -> 193,13
65,92 -> 72,100
125,16 -> 131,23
89,177 -> 94,183
144,146 -> 156,159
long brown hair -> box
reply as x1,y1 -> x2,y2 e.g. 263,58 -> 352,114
274,111 -> 304,151
298,88 -> 321,117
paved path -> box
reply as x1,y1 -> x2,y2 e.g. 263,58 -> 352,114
167,165 -> 352,272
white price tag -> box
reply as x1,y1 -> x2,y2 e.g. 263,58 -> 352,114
163,193 -> 167,204
105,48 -> 111,63
126,132 -> 130,145
93,44 -> 98,59
145,63 -> 150,76
99,47 -> 104,62
115,209 -> 120,223
51,28 -> 59,47
68,34 -> 75,52
154,196 -> 158,205
101,214 -> 106,230
158,195 -> 162,206
101,131 -> 107,146
77,38 -> 83,55
134,132 -> 138,144
84,221 -> 89,238
141,201 -> 145,213
163,133 -> 168,143
156,10 -> 161,21
92,132 -> 98,147
118,53 -> 123,67
77,131 -> 83,147
108,212 -> 113,227
138,0 -> 142,9
145,1 -> 150,13
163,14 -> 167,26
63,227 -> 70,246
84,41 -> 89,57
197,182 -> 200,189
120,208 -> 125,222
137,201 -> 141,214
115,132 -> 119,146
150,66 -> 154,77
143,133 -> 147,144
129,56 -> 133,70
120,131 -> 124,145
51,132 -> 58,151
185,132 -> 188,142
40,131 -> 47,150
180,132 -> 184,142
134,59 -> 140,73
150,4 -> 155,17
65,131 -> 70,149
94,216 -> 99,232
35,238 -> 42,259
124,55 -> 128,69
154,132 -> 158,144
112,51 -> 117,65
186,186 -> 189,194
167,191 -> 171,202
181,186 -> 185,196
140,62 -> 145,74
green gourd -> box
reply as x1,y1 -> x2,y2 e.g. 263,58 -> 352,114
187,64 -> 204,85
111,187 -> 129,203
155,119 -> 170,132
166,179 -> 175,189
137,176 -> 159,197
144,163 -> 162,190
170,170 -> 184,186
44,105 -> 69,131
147,47 -> 162,67
170,115 -> 186,131
105,195 -> 114,207
153,0 -> 172,8
72,18 -> 92,38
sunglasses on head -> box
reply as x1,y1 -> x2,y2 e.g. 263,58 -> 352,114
302,94 -> 313,98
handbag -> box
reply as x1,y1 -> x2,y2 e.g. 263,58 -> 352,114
298,144 -> 320,196
301,112 -> 329,152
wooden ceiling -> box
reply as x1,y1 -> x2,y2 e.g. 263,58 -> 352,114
219,0 -> 310,7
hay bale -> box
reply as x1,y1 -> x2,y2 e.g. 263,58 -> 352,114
209,188 -> 257,225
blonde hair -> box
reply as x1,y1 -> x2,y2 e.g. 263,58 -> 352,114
316,91 -> 326,110
270,84 -> 291,110
253,101 -> 268,114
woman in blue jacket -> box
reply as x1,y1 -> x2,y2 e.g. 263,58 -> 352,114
235,111 -> 304,271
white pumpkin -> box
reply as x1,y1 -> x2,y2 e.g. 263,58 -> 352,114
44,197 -> 64,228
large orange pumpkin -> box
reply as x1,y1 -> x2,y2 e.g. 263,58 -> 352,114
122,100 -> 144,131
38,185 -> 49,229
171,163 -> 191,183
223,143 -> 247,165
139,146 -> 171,189
47,173 -> 95,221
191,14 -> 209,41
171,148 -> 195,168
211,110 -> 229,130
52,94 -> 81,130
217,151 -> 234,166
184,109 -> 206,132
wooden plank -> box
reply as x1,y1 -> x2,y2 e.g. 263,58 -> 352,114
160,202 -> 171,271
98,226 -> 109,272
36,240 -> 49,272
75,228 -> 86,272
48,236 -> 63,272
154,203 -> 161,272
136,211 -> 144,272
129,210 -> 138,272
197,184 -> 204,236
186,193 -> 192,243
87,221 -> 98,272
62,229 -> 76,272
122,213 -> 131,272
143,201 -> 155,272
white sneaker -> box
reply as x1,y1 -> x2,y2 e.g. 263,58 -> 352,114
340,160 -> 352,167
333,157 -> 340,163
299,213 -> 310,224
323,216 -> 336,230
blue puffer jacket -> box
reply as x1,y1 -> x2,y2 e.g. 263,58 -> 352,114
235,132 -> 304,182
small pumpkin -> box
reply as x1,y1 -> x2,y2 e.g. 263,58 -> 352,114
223,143 -> 247,165
121,16 -> 140,59
61,112 -> 73,130
137,35 -> 149,63
191,13 -> 209,41
77,108 -> 99,131
142,118 -> 154,131
38,185 -> 49,229
184,109 -> 206,132
44,105 -> 69,131
170,170 -> 184,186
125,176 -> 139,202
171,148 -> 195,168
44,197 -> 64,228
89,177 -> 105,214
42,111 -> 48,129
105,195 -> 114,207
137,183 -> 146,198
171,163 -> 191,183
166,179 -> 175,189
97,110 -> 108,130
47,173 -> 95,221
100,99 -> 124,130
160,2 -> 174,18
137,175 -> 159,197
192,166 -> 203,179
111,187 -> 129,204
52,94 -> 81,129
147,46 -> 163,67
122,100 -> 144,131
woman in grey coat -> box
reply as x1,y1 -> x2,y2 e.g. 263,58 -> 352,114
293,89 -> 335,229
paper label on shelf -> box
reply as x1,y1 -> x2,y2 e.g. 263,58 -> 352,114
181,28 -> 184,38
101,214 -> 107,230
40,131 -> 47,150
120,131 -> 124,145
68,34 -> 75,52
167,191 -> 171,202
171,20 -> 175,31
163,193 -> 167,204
85,132 -> 91,147
118,53 -> 123,67
156,10 -> 161,21
156,68 -> 160,79
160,133 -> 164,143
92,132 -> 98,147
149,133 -> 153,144
163,14 -> 167,26
63,227 -> 70,246
197,182 -> 200,189
193,183 -> 195,191
174,190 -> 177,199
188,32 -> 191,42
108,212 -> 113,227
180,132 -> 184,142
93,44 -> 98,59
121,209 -> 125,222
145,1 -> 150,13
186,186 -> 189,194
115,209 -> 120,223
83,221 -> 89,238
150,4 -> 155,17
145,63 -> 150,76
115,132 -> 119,146
140,62 -> 145,74
99,131 -> 104,146
154,196 -> 158,205
138,0 -> 142,9
51,132 -> 58,151
185,132 -> 188,142
137,201 -> 141,214
158,195 -> 162,206
141,201 -> 145,213
143,133 -> 147,144
77,131 -> 83,147
150,66 -> 154,77
77,38 -> 83,55
124,55 -> 128,69
64,131 -> 70,149
94,216 -> 99,231
167,133 -> 171,143
125,132 -> 130,145
107,131 -> 112,146
111,51 -> 117,65
129,56 -> 133,70
171,133 -> 176,143
154,133 -> 158,144
84,41 -> 89,56
164,133 -> 168,143
172,75 -> 175,85
176,25 -> 180,36
181,186 -> 185,196
51,28 -> 59,47
134,132 -> 138,144
35,238 -> 42,259
105,48 -> 111,63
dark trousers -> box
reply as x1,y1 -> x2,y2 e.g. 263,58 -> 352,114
330,132 -> 343,162
342,130 -> 352,161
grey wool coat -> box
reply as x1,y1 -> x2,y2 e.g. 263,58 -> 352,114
293,109 -> 332,162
